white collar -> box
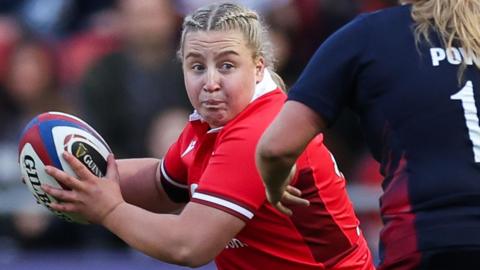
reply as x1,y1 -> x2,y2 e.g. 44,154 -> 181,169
250,69 -> 278,102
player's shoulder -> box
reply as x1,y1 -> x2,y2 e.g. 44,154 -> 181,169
319,4 -> 410,44
332,5 -> 412,45
234,89 -> 284,123
250,88 -> 286,114
357,4 -> 412,27
220,89 -> 285,137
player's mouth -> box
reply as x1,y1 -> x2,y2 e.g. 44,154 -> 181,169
202,99 -> 224,109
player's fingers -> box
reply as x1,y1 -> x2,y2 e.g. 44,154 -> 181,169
62,151 -> 94,179
274,202 -> 293,216
41,184 -> 78,202
285,185 -> 302,196
45,165 -> 83,190
105,154 -> 119,182
48,201 -> 78,213
281,192 -> 310,207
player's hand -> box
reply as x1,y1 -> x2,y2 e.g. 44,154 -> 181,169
267,185 -> 310,216
41,152 -> 124,224
265,165 -> 310,216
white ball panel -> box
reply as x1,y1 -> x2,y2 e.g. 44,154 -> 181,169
19,143 -> 87,223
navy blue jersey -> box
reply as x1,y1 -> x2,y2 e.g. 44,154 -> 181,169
288,4 -> 480,268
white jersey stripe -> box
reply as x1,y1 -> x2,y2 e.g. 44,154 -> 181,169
192,192 -> 254,219
160,160 -> 188,189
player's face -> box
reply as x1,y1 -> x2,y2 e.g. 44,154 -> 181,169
182,30 -> 264,128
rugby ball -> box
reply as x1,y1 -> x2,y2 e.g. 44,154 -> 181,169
18,112 -> 112,224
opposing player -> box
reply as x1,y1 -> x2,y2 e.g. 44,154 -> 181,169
41,3 -> 374,269
256,0 -> 480,269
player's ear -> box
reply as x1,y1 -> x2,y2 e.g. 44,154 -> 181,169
255,57 -> 265,84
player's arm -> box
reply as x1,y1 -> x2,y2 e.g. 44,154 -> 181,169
43,153 -> 244,267
256,100 -> 326,212
116,158 -> 184,213
103,201 -> 244,267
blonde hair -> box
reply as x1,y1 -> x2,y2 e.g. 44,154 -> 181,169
178,2 -> 286,91
400,0 -> 480,81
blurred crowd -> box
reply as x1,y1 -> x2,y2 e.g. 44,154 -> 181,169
0,0 -> 396,264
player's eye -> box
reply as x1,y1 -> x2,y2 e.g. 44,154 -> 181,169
192,64 -> 205,72
220,63 -> 234,71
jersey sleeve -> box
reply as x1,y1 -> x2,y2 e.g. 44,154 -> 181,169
288,14 -> 371,126
190,99 -> 280,222
159,129 -> 190,203
190,129 -> 263,222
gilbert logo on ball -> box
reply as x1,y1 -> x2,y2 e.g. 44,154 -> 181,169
18,112 -> 111,224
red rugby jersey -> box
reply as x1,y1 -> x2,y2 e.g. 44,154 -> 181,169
161,87 -> 373,269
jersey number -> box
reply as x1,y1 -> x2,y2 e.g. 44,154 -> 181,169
450,81 -> 480,162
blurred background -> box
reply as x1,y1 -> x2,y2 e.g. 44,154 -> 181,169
0,0 -> 397,269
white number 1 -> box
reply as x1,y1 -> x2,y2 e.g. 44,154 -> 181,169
450,81 -> 480,162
